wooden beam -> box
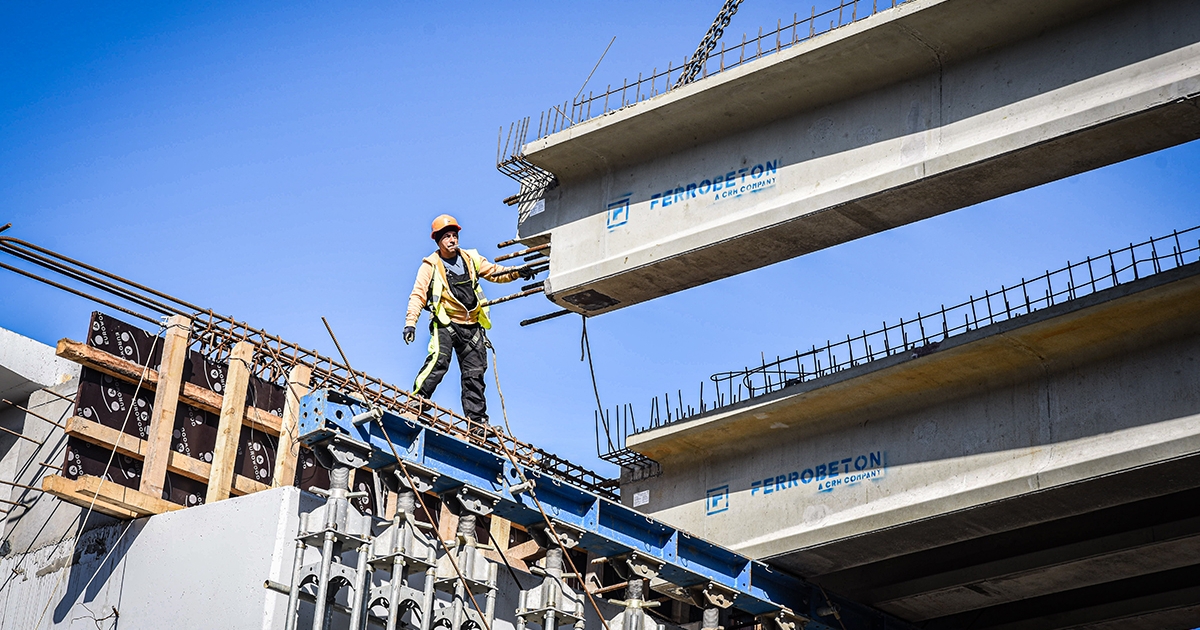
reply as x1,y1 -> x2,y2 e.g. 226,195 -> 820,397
44,474 -> 180,518
64,415 -> 268,497
206,341 -> 254,504
480,516 -> 520,569
140,315 -> 191,498
505,538 -> 543,562
56,338 -> 284,435
56,337 -> 160,385
272,363 -> 311,488
481,548 -> 528,572
42,475 -> 140,519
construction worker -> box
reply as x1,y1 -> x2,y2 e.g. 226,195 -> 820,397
404,214 -> 533,426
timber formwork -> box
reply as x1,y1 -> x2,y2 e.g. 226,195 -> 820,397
39,311 -> 559,573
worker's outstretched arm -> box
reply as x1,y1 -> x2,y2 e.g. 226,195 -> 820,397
476,256 -> 523,283
406,261 -> 434,328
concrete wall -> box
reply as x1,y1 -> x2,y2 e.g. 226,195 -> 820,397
519,0 -> 1200,315
0,486 -> 306,630
0,329 -> 92,560
0,485 -> 642,630
0,327 -> 78,402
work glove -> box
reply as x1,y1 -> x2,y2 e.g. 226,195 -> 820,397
403,326 -> 415,345
518,266 -> 536,280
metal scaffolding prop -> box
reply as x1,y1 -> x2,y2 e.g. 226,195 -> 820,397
0,231 -> 614,499
275,388 -> 917,630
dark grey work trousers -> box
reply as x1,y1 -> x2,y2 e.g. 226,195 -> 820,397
413,322 -> 488,422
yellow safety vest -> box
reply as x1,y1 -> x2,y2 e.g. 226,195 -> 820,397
425,248 -> 492,329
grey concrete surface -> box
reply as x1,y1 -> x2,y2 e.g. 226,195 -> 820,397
0,328 -> 84,550
0,328 -> 78,402
0,381 -> 111,561
0,485 -> 649,630
0,486 -> 308,630
515,0 -> 1200,315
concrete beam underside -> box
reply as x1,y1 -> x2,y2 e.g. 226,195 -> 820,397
520,0 -> 1200,315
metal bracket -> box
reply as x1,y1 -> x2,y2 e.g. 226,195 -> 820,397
622,552 -> 664,580
393,464 -> 438,494
443,486 -> 499,517
529,520 -> 586,549
691,581 -> 738,609
312,433 -> 372,470
758,610 -> 809,630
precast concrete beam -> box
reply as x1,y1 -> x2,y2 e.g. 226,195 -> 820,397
517,0 -> 1200,315
618,262 -> 1200,568
615,262 -> 1200,626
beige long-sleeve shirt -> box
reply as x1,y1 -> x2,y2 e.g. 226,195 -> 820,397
405,249 -> 519,327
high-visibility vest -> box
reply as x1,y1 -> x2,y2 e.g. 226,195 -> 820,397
425,249 -> 492,329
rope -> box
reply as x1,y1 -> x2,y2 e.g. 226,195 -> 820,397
817,585 -> 848,630
485,334 -> 515,439
580,316 -> 605,416
487,339 -> 614,630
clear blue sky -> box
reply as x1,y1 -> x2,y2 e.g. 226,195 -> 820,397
2,1 -> 1198,477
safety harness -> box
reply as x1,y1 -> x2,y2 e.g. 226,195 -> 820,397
425,248 -> 492,329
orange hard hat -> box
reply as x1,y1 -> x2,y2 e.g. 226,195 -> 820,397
430,214 -> 462,240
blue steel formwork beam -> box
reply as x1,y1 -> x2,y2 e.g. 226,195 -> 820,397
298,389 -> 916,630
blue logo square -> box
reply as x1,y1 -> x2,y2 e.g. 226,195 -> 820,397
706,485 -> 729,515
606,198 -> 630,230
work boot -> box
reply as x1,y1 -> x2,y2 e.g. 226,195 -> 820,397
400,399 -> 426,420
468,421 -> 500,442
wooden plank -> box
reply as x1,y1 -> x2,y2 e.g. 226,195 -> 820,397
44,474 -> 180,518
64,415 -> 268,498
206,341 -> 254,504
383,489 -> 399,520
185,382 -> 281,435
56,338 -> 284,435
43,475 -> 140,519
481,515 -> 520,569
56,338 -> 161,384
65,415 -> 144,459
231,475 -> 269,496
485,537 -> 539,571
489,515 -> 512,552
272,363 -> 311,488
437,501 -> 459,544
74,475 -> 181,516
140,315 -> 191,498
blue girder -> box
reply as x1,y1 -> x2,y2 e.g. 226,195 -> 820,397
298,389 -> 916,630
